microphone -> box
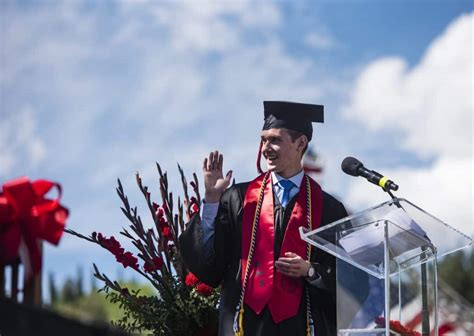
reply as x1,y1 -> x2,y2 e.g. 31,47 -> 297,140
341,157 -> 399,191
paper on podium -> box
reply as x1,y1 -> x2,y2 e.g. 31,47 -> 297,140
339,207 -> 430,266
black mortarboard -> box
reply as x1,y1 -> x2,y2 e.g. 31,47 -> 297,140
262,101 -> 324,142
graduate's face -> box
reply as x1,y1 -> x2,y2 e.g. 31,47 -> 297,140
260,128 -> 306,178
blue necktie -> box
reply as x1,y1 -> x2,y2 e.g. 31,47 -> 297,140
279,179 -> 295,208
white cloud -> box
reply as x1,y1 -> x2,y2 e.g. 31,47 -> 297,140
305,32 -> 337,50
0,106 -> 46,177
142,1 -> 281,53
343,13 -> 473,236
344,13 -> 473,160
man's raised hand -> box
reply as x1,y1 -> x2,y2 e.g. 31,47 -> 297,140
203,150 -> 232,203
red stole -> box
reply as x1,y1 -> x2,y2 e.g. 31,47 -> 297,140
241,173 -> 323,323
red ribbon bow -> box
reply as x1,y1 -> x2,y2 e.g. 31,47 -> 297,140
0,177 -> 68,279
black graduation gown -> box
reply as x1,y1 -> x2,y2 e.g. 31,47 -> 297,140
179,181 -> 353,336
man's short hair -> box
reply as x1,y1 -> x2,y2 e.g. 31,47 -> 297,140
286,128 -> 309,155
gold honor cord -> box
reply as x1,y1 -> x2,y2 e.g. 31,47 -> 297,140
305,176 -> 313,336
234,173 -> 269,336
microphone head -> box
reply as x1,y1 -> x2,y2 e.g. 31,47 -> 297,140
341,156 -> 364,177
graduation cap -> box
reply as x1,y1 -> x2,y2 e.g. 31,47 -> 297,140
257,101 -> 324,174
262,101 -> 324,142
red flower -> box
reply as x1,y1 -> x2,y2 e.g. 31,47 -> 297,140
116,251 -> 139,270
152,202 -> 159,211
96,233 -> 124,256
162,224 -> 172,239
185,272 -> 199,287
152,256 -> 163,269
156,207 -> 164,219
158,215 -> 172,239
95,232 -> 140,271
190,203 -> 199,214
159,216 -> 166,225
144,256 -> 164,273
195,283 -> 213,297
188,197 -> 199,216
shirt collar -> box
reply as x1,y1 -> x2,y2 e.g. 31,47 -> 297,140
271,170 -> 304,188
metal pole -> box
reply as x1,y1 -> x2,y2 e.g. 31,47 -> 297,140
398,265 -> 402,323
433,249 -> 439,336
384,220 -> 390,336
421,248 -> 430,336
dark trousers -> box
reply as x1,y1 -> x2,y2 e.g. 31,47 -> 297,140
242,300 -> 308,336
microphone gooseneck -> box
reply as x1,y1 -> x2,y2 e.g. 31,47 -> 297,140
341,156 -> 399,191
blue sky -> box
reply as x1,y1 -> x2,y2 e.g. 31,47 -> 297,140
1,1 -> 472,295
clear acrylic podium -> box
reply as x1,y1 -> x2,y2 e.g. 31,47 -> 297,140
300,198 -> 472,336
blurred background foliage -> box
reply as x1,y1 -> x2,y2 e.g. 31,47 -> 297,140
437,250 -> 474,304
47,267 -> 155,330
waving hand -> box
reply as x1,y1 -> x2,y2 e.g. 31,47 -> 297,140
203,150 -> 233,203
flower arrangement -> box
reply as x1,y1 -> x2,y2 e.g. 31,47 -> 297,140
66,163 -> 219,335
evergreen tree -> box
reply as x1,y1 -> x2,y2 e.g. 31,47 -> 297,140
76,266 -> 84,297
438,250 -> 473,303
91,268 -> 97,292
467,251 -> 474,301
48,272 -> 58,305
62,278 -> 79,303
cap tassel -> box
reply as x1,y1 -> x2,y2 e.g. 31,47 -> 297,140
256,140 -> 263,174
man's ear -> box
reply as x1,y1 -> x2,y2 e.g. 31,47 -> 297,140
298,135 -> 308,151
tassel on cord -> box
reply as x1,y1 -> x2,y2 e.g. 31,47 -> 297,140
232,304 -> 239,334
306,317 -> 315,336
233,303 -> 244,336
256,140 -> 263,174
238,306 -> 244,335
